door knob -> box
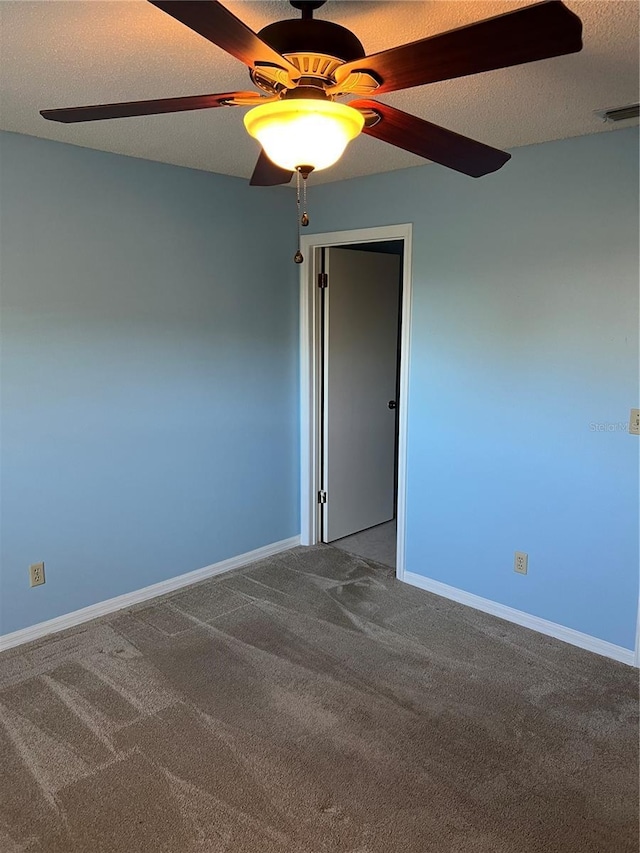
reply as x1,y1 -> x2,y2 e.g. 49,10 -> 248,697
388,400 -> 396,410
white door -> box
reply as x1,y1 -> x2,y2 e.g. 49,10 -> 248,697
321,247 -> 401,543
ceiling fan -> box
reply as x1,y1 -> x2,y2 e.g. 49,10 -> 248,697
41,0 -> 583,186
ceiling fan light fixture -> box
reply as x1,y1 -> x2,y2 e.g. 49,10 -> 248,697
243,99 -> 364,172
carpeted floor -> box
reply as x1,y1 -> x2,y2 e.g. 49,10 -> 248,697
0,545 -> 637,853
332,520 -> 397,569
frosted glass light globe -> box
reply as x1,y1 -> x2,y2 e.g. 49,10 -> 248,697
244,99 -> 364,172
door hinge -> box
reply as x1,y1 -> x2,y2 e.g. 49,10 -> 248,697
317,272 -> 328,289
318,490 -> 327,504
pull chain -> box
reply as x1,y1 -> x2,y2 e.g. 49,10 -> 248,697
293,166 -> 313,264
301,174 -> 309,227
293,169 -> 303,264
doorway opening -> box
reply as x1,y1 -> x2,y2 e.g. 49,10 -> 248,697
299,224 -> 412,580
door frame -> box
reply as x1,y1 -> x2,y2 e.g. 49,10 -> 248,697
299,223 -> 413,580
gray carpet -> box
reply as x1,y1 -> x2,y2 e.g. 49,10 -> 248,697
332,521 -> 397,569
0,545 -> 637,853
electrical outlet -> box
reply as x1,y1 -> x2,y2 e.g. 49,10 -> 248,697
629,409 -> 640,435
29,562 -> 45,587
514,552 -> 528,575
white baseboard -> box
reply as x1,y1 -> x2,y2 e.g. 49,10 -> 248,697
0,536 -> 301,653
403,571 -> 637,668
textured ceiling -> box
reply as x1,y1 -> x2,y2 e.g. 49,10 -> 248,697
0,1 -> 638,184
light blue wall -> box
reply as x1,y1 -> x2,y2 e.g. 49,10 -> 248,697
0,131 -> 299,634
309,128 -> 639,651
2,129 -> 638,650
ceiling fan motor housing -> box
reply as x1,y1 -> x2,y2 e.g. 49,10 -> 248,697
252,18 -> 366,95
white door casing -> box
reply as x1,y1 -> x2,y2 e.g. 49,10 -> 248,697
322,247 -> 400,542
299,224 -> 413,580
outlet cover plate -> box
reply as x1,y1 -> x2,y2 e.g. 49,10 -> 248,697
514,552 -> 528,575
29,562 -> 45,587
629,408 -> 640,435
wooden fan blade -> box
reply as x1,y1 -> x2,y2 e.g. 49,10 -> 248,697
351,100 -> 510,178
149,1 -> 299,81
334,1 -> 582,96
40,91 -> 266,123
250,150 -> 293,186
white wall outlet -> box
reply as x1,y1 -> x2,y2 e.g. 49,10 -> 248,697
29,562 -> 45,587
629,408 -> 640,435
514,552 -> 528,575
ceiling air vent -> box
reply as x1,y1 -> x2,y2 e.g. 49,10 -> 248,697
594,104 -> 640,123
